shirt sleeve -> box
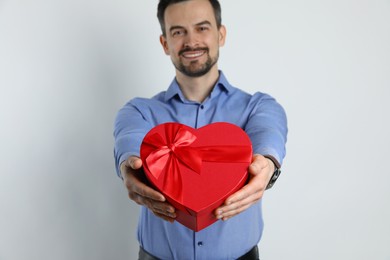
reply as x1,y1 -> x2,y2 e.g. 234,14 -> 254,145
244,93 -> 288,167
113,100 -> 152,178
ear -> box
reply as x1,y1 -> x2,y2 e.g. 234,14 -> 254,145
160,35 -> 170,55
218,25 -> 226,47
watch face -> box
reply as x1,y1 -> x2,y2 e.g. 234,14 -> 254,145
273,168 -> 281,180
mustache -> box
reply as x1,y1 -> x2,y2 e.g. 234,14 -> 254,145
179,47 -> 209,56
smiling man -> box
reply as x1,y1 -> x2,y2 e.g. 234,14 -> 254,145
161,1 -> 223,80
114,0 -> 288,259
159,0 -> 226,102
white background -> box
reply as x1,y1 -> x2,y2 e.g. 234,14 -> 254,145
1,0 -> 389,259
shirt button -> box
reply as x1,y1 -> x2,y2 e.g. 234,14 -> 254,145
197,241 -> 203,246
200,105 -> 204,109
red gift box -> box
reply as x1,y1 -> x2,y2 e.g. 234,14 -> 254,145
140,122 -> 252,231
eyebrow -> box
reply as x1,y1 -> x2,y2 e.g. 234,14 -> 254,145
195,20 -> 212,27
169,25 -> 185,33
168,20 -> 212,33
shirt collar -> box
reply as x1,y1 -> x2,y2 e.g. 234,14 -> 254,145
164,71 -> 232,102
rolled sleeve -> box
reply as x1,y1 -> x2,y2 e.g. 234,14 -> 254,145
245,93 -> 288,166
113,101 -> 152,177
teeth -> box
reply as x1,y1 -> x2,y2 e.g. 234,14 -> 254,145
183,51 -> 204,58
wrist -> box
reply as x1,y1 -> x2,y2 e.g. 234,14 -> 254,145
264,155 -> 281,190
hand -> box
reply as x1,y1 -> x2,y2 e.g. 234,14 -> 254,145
121,156 -> 176,222
215,154 -> 275,221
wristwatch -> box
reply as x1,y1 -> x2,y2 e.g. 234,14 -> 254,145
266,166 -> 281,190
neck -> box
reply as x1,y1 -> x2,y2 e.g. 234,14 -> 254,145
175,67 -> 220,103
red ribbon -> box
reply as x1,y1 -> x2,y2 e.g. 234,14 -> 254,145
143,124 -> 252,202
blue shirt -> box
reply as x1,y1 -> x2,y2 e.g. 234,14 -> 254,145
114,71 -> 287,260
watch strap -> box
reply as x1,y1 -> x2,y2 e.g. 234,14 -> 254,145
266,167 -> 281,190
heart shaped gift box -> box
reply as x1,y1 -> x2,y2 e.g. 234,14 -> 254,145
140,122 -> 252,231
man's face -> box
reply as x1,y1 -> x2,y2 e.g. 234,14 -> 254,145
160,0 -> 226,78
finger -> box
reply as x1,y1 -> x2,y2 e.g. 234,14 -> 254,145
135,196 -> 176,221
150,201 -> 176,216
215,178 -> 264,217
124,169 -> 166,202
216,190 -> 260,215
121,156 -> 142,171
133,182 -> 166,202
216,192 -> 263,220
220,156 -> 268,207
248,155 -> 268,176
153,211 -> 176,223
220,203 -> 253,221
151,207 -> 176,218
134,194 -> 176,216
128,156 -> 143,170
225,182 -> 261,206
214,155 -> 274,221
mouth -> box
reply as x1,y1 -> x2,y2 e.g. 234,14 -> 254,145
179,48 -> 208,60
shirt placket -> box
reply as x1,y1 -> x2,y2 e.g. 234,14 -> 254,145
195,103 -> 207,128
194,231 -> 208,259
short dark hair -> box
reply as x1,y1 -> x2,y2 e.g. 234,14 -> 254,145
157,0 -> 222,36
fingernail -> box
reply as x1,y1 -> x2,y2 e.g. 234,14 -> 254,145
166,210 -> 176,218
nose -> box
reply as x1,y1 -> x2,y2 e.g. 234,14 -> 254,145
183,31 -> 199,49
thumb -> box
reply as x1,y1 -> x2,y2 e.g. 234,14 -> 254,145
248,154 -> 267,176
127,156 -> 143,170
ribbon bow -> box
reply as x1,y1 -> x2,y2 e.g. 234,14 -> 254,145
142,123 -> 252,202
143,124 -> 202,201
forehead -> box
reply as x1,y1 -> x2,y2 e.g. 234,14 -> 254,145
164,0 -> 216,27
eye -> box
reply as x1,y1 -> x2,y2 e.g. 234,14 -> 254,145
172,29 -> 185,37
198,26 -> 209,32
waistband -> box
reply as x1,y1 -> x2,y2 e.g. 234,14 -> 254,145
139,245 -> 259,260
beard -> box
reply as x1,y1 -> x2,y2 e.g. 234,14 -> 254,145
173,47 -> 219,77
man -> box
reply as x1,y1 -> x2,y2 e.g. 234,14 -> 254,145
114,0 -> 287,259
